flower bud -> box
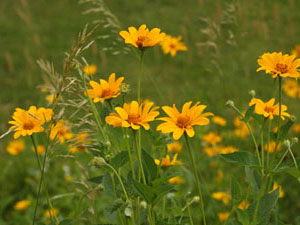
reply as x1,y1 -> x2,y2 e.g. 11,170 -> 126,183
193,196 -> 200,202
92,157 -> 106,167
292,137 -> 298,144
249,90 -> 256,98
226,100 -> 235,107
283,140 -> 291,148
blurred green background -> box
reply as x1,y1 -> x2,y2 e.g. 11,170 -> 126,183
0,0 -> 300,224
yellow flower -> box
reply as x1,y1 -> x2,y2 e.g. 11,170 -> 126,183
50,120 -> 73,144
238,200 -> 250,210
283,79 -> 300,98
27,106 -> 53,123
46,94 -> 59,103
212,116 -> 227,126
293,123 -> 300,133
86,73 -> 124,103
160,35 -> 187,56
68,132 -> 90,153
167,142 -> 183,153
216,145 -> 238,154
32,145 -> 46,155
202,132 -> 222,145
217,170 -> 223,182
154,153 -> 183,167
212,192 -> 231,205
65,175 -> 72,183
264,141 -> 281,153
257,52 -> 300,79
168,176 -> 185,184
291,45 -> 300,57
218,212 -> 230,222
14,200 -> 31,210
203,147 -> 217,157
105,101 -> 159,130
234,116 -> 249,139
249,98 -> 290,120
157,101 -> 213,140
6,139 -> 25,155
270,182 -> 284,198
45,208 -> 59,217
83,64 -> 97,76
9,108 -> 45,139
119,24 -> 166,49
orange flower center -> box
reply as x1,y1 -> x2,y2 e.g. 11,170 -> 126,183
23,121 -> 35,130
275,63 -> 288,73
128,114 -> 141,124
101,89 -> 115,98
136,36 -> 148,47
176,114 -> 190,128
170,44 -> 176,49
264,106 -> 274,113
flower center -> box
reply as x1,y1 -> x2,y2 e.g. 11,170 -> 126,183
128,114 -> 141,124
170,44 -> 176,49
136,36 -> 148,47
275,63 -> 288,73
23,121 -> 35,130
176,114 -> 190,128
101,89 -> 115,98
264,106 -> 274,113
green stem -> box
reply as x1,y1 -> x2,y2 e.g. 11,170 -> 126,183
137,50 -> 145,103
184,134 -> 207,225
266,119 -> 272,171
133,130 -> 146,184
251,177 -> 267,225
162,196 -> 166,219
111,174 -> 126,225
260,120 -> 266,173
124,128 -> 135,179
187,203 -> 194,225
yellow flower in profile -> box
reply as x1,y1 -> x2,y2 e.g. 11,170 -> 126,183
83,64 -> 97,76
212,116 -> 227,126
291,45 -> 300,57
202,132 -> 222,145
154,153 -> 183,167
105,101 -> 159,130
160,35 -> 187,56
6,139 -> 25,155
234,116 -> 249,139
45,208 -> 59,217
50,120 -> 73,144
270,182 -> 284,198
238,200 -> 250,210
203,147 -> 217,157
157,101 -> 213,140
168,176 -> 185,184
264,141 -> 281,153
249,98 -> 290,120
293,123 -> 300,133
167,142 -> 183,153
283,79 -> 300,98
68,133 -> 90,153
119,24 -> 166,49
9,108 -> 45,139
14,200 -> 31,210
212,192 -> 231,205
257,52 -> 300,79
86,73 -> 124,103
218,212 -> 230,222
217,145 -> 238,154
32,145 -> 46,155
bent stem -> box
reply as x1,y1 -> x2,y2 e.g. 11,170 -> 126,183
184,134 -> 207,225
31,135 -> 59,225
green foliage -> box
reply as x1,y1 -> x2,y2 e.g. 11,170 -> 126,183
110,151 -> 129,169
231,176 -> 242,207
142,149 -> 158,182
221,152 -> 260,168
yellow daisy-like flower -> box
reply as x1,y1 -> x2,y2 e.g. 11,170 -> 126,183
167,142 -> 183,153
234,116 -> 249,139
83,64 -> 97,76
264,141 -> 281,153
27,106 -> 53,123
105,101 -> 159,130
86,73 -> 124,103
257,52 -> 300,79
160,35 -> 187,57
249,98 -> 290,120
218,212 -> 230,222
32,145 -> 46,155
157,101 -> 213,140
203,146 -> 217,157
291,45 -> 300,57
119,24 -> 166,49
168,176 -> 185,184
14,200 -> 31,210
6,139 -> 25,155
154,153 -> 183,167
68,132 -> 90,153
202,132 -> 222,145
9,108 -> 45,139
212,192 -> 231,205
238,200 -> 250,210
212,116 -> 227,126
283,79 -> 300,98
45,208 -> 59,217
216,145 -> 238,154
50,120 -> 73,144
293,123 -> 300,133
270,182 -> 284,198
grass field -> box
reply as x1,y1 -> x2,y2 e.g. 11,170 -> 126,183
0,0 -> 300,224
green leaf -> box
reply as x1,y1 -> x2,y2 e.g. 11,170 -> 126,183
59,219 -> 75,225
241,105 -> 255,123
245,168 -> 261,194
273,166 -> 300,180
103,172 -> 114,198
142,149 -> 158,182
88,175 -> 104,184
271,119 -> 294,142
221,151 -> 259,167
152,183 -> 174,205
231,177 -> 242,206
132,180 -> 155,203
110,151 -> 129,169
236,209 -> 249,225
